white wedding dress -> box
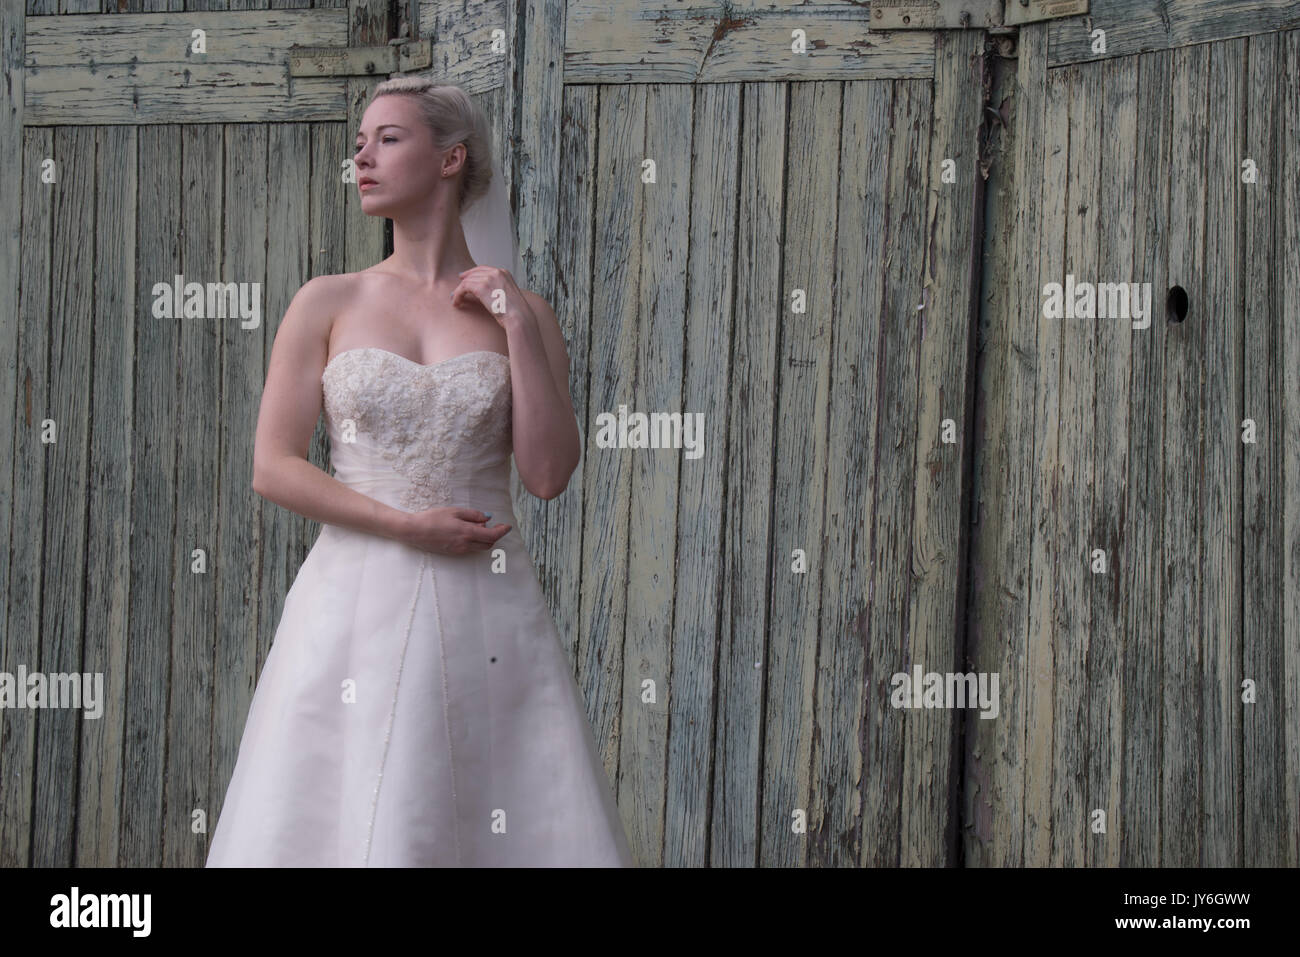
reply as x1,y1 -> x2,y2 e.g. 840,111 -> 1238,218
206,346 -> 634,867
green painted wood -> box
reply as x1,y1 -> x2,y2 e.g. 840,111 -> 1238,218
3,0 -> 1298,870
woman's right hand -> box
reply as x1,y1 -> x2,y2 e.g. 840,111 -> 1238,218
399,506 -> 512,556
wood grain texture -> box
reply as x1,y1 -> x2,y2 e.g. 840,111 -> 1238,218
564,0 -> 934,83
6,0 -> 1300,869
1023,58 -> 1067,868
966,28 -> 1297,866
24,11 -> 348,124
1047,0 -> 1300,66
1200,36 -> 1244,867
417,0 -> 512,95
1161,41 -> 1209,866
963,21 -> 1048,869
168,123 -> 222,869
209,123 -> 269,869
1,128 -> 54,868
902,27 -> 983,867
73,124 -> 135,868
1240,29 -> 1285,869
713,82 -> 783,866
1118,43 -> 1171,869
810,76 -> 892,869
1086,54 -> 1134,868
663,82 -> 738,866
1051,59 -> 1098,867
618,82 -> 691,867
761,79 -> 838,869
578,83 -> 640,850
1282,27 -> 1300,869
545,85 -> 597,664
120,124 -> 179,866
0,0 -> 27,868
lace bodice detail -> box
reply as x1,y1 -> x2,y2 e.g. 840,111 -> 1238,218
321,347 -> 513,511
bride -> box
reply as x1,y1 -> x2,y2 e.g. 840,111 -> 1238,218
205,78 -> 634,867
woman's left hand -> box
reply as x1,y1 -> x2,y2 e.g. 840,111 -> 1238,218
451,266 -> 534,329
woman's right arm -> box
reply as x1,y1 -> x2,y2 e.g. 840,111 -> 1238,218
250,275 -> 411,543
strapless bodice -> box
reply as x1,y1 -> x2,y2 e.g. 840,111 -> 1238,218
321,347 -> 513,513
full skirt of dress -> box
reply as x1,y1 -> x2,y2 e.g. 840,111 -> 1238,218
205,495 -> 634,868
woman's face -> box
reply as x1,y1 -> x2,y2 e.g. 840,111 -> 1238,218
353,95 -> 461,218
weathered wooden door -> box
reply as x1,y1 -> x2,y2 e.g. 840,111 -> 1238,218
969,5 -> 1300,865
3,0 -> 1296,869
0,0 -> 525,867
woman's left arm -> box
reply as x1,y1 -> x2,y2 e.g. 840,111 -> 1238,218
453,267 -> 580,499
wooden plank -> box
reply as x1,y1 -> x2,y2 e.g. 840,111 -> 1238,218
509,0 -> 555,649
662,82 -> 739,866
74,125 -> 136,868
963,21 -> 1050,868
1023,59 -> 1069,868
865,77 -> 935,866
261,121 -> 312,671
1161,40 -> 1210,866
210,123 -> 269,865
550,88 -> 641,863
26,62 -> 344,125
712,82 -> 783,866
23,11 -> 349,125
1241,30 -> 1286,868
0,0 -> 24,867
27,126 -> 95,866
564,1 -> 934,82
418,0 -> 513,95
1283,27 -> 1300,869
1200,36 -> 1246,866
543,86 -> 597,670
0,128 -> 53,868
307,117 -> 344,495
1120,44 -> 1173,867
515,0 -> 563,296
24,10 -> 347,65
902,28 -> 983,867
1086,53 -> 1135,868
120,125 -> 179,866
577,82 -> 640,842
1047,0 -> 1300,66
165,124 -> 223,868
760,80 -> 839,868
287,38 -> 431,77
1046,61 -> 1097,867
515,1 -> 577,715
809,76 -> 892,869
619,82 -> 692,866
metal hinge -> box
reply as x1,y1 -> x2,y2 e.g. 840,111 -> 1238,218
871,0 -> 1087,30
288,36 -> 432,78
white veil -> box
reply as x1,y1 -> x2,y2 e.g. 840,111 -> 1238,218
459,151 -> 525,282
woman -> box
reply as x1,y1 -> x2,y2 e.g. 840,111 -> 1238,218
205,78 -> 634,866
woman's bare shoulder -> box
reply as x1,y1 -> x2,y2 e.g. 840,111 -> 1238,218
284,272 -> 366,337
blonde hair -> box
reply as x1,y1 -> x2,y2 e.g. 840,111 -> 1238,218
368,77 -> 494,211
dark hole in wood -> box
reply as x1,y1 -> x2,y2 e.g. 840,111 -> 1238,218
1166,285 -> 1188,323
